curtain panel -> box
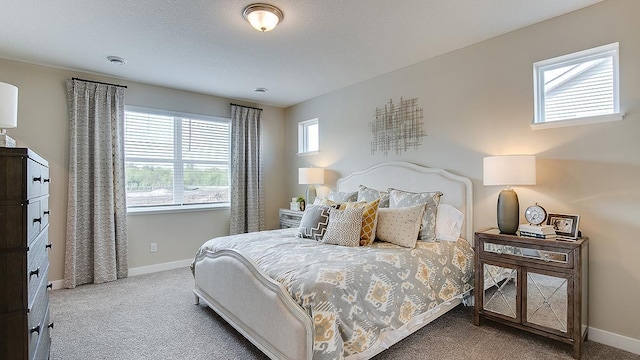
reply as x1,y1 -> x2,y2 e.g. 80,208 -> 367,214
64,79 -> 128,288
229,105 -> 265,234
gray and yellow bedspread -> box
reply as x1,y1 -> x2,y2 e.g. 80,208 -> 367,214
194,228 -> 474,360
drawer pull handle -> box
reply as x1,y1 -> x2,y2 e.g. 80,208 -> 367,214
33,176 -> 42,183
47,283 -> 53,290
30,325 -> 40,335
46,243 -> 52,249
43,178 -> 50,183
33,217 -> 42,224
29,267 -> 40,279
48,322 -> 54,330
44,210 -> 50,216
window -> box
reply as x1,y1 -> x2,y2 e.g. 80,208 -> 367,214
124,107 -> 230,212
298,118 -> 319,154
533,42 -> 623,129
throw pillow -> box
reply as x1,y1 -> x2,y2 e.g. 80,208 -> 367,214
327,190 -> 358,202
322,207 -> 363,247
375,204 -> 425,248
388,188 -> 443,242
342,199 -> 381,245
295,205 -> 331,241
357,185 -> 390,208
435,204 -> 464,241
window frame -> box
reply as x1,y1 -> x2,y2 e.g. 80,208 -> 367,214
532,42 -> 624,130
124,106 -> 231,214
297,118 -> 319,155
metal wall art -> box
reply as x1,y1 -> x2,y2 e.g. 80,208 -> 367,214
370,97 -> 425,156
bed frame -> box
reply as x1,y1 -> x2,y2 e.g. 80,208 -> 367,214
193,161 -> 473,360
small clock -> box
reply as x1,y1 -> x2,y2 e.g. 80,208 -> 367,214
524,203 -> 547,225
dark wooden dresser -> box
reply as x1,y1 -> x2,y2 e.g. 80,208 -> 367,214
0,148 -> 52,360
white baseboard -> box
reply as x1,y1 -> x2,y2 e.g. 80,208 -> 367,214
49,258 -> 192,290
127,258 -> 192,277
589,326 -> 640,355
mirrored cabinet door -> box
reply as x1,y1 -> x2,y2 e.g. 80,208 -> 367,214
524,271 -> 571,335
483,263 -> 518,320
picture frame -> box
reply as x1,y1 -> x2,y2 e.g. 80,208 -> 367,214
547,213 -> 580,239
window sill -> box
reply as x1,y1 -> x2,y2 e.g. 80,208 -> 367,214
297,150 -> 320,156
531,112 -> 625,130
127,203 -> 230,215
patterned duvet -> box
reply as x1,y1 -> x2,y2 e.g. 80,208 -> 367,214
193,228 -> 474,360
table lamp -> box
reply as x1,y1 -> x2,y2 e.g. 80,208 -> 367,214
0,82 -> 18,147
483,155 -> 536,234
298,167 -> 324,205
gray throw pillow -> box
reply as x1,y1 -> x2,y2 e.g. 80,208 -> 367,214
388,188 -> 443,241
295,205 -> 331,241
357,185 -> 390,208
322,207 -> 363,247
327,190 -> 357,202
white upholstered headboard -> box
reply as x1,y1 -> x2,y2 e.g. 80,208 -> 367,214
337,161 -> 473,244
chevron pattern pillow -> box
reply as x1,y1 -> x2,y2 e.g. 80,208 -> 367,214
388,188 -> 443,242
295,205 -> 331,241
322,207 -> 364,247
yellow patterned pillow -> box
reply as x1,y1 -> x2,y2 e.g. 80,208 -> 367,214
343,199 -> 380,246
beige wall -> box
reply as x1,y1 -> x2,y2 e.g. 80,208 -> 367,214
0,59 -> 287,281
285,0 -> 640,342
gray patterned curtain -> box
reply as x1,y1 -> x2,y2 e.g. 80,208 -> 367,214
64,79 -> 128,288
229,104 -> 265,234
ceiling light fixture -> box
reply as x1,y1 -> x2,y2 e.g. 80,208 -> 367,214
243,3 -> 283,32
107,56 -> 126,65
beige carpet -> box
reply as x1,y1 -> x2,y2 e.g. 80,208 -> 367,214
50,268 -> 639,360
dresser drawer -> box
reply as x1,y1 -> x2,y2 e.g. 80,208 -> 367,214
32,306 -> 51,360
28,283 -> 49,358
27,159 -> 49,199
27,231 -> 49,305
40,197 -> 50,229
27,201 -> 43,244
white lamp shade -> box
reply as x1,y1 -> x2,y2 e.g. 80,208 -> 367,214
0,82 -> 18,128
298,167 -> 324,185
483,155 -> 536,186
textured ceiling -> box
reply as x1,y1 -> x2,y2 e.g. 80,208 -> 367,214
0,0 -> 602,108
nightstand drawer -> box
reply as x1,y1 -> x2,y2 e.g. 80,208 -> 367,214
482,240 -> 573,269
279,208 -> 303,229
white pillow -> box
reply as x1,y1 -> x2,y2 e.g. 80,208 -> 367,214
375,204 -> 425,248
435,204 -> 464,241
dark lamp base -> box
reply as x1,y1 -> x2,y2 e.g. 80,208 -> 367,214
497,189 -> 519,235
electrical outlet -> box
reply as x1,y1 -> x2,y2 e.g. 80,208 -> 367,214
150,243 -> 158,253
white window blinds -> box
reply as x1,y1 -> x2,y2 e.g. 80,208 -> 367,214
124,110 -> 230,209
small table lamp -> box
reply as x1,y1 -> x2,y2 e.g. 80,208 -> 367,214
0,82 -> 18,147
298,167 -> 325,205
483,155 -> 536,234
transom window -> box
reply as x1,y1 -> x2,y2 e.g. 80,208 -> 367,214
533,42 -> 623,129
124,107 -> 230,211
298,118 -> 319,154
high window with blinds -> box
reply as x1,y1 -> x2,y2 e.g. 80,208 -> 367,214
533,42 -> 623,129
124,108 -> 230,211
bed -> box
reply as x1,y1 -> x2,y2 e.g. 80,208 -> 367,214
192,162 -> 474,360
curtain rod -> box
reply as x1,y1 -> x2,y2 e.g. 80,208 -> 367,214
71,77 -> 128,88
230,103 -> 263,111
